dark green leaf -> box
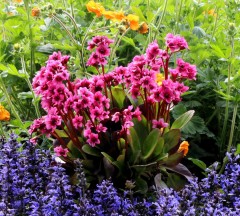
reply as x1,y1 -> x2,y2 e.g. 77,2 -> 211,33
188,158 -> 207,171
163,129 -> 181,153
142,128 -> 161,160
82,144 -> 101,157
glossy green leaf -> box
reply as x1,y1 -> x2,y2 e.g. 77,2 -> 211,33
149,137 -> 164,161
82,144 -> 101,157
163,129 -> 181,153
142,128 -> 160,160
171,110 -> 195,129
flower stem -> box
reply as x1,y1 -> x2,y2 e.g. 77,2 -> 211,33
220,34 -> 234,155
21,56 -> 41,119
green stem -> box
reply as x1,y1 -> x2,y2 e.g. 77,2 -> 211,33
52,14 -> 78,45
210,6 -> 219,42
175,0 -> 184,34
227,103 -> 238,152
220,35 -> 234,155
108,28 -> 130,69
21,56 -> 41,119
0,77 -> 23,124
153,0 -> 168,40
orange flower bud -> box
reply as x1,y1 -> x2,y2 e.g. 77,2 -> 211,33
31,7 -> 40,17
138,22 -> 149,34
0,105 -> 10,121
177,141 -> 189,156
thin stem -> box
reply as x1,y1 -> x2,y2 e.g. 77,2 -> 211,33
23,0 -> 35,80
220,35 -> 234,155
21,56 -> 41,119
108,28 -> 130,69
52,14 -> 78,45
210,6 -> 219,42
153,0 -> 168,40
175,0 -> 184,34
227,103 -> 238,152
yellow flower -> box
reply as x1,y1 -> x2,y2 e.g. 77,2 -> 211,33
177,141 -> 189,156
31,7 -> 40,17
86,1 -> 105,17
126,14 -> 139,30
138,22 -> 149,34
156,73 -> 164,85
0,105 -> 10,121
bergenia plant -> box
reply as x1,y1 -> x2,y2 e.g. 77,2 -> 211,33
30,33 -> 197,193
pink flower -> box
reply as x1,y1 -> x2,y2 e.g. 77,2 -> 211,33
165,34 -> 188,52
152,119 -> 168,129
54,146 -> 69,157
87,132 -> 100,147
72,115 -> 83,129
96,44 -> 110,57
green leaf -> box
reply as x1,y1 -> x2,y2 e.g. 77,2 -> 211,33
163,152 -> 183,167
182,116 -> 206,135
188,158 -> 207,171
135,177 -> 148,194
164,163 -> 193,181
36,43 -> 56,54
167,173 -> 187,191
131,7 -> 147,22
163,129 -> 181,153
0,64 -> 27,78
128,127 -> 141,164
101,152 -> 115,163
111,86 -> 126,108
192,26 -> 206,38
171,110 -> 195,129
67,140 -> 82,158
82,144 -> 101,157
210,44 -> 225,58
150,137 -> 164,160
122,36 -> 135,47
142,128 -> 160,160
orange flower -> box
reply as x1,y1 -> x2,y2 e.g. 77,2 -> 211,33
177,141 -> 189,156
103,10 -> 115,20
126,14 -> 139,30
138,22 -> 149,34
0,105 -> 10,121
113,11 -> 125,22
31,7 -> 40,17
13,0 -> 23,3
86,1 -> 105,17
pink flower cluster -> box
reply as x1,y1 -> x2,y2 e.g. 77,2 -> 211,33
30,33 -> 197,157
87,35 -> 114,67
